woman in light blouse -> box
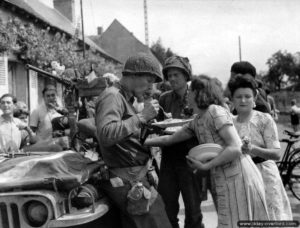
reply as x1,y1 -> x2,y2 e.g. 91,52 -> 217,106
228,74 -> 292,220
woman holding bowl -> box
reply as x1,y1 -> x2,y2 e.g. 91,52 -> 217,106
145,75 -> 269,228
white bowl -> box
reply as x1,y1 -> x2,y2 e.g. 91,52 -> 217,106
188,143 -> 223,162
152,118 -> 193,128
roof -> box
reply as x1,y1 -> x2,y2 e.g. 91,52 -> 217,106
3,0 -> 121,63
89,19 -> 160,65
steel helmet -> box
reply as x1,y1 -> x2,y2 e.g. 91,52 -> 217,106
122,53 -> 163,83
163,56 -> 192,81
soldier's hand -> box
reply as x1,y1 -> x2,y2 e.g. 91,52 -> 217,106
141,99 -> 159,122
48,102 -> 58,109
55,107 -> 69,115
147,169 -> 158,189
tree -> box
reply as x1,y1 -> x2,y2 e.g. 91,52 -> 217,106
0,17 -> 120,80
264,50 -> 298,90
151,38 -> 175,65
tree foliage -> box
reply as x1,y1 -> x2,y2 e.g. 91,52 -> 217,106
264,50 -> 300,91
0,17 -> 120,80
150,38 -> 176,65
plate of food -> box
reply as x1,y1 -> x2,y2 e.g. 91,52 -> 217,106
188,143 -> 223,162
152,118 -> 193,128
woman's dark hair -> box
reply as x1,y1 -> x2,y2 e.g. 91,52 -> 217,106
0,93 -> 17,103
227,74 -> 258,97
190,75 -> 225,109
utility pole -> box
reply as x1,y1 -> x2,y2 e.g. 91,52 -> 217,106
80,0 -> 85,58
144,0 -> 149,46
238,35 -> 242,61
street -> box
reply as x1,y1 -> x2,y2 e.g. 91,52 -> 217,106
178,187 -> 300,228
178,192 -> 217,228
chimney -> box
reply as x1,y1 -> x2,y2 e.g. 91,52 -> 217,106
53,0 -> 75,24
97,27 -> 103,36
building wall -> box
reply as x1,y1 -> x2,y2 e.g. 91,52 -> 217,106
37,76 -> 46,106
0,7 -> 72,110
1,9 -> 32,106
15,63 -> 28,104
0,5 -> 120,112
53,0 -> 75,24
7,61 -> 29,106
0,55 -> 8,97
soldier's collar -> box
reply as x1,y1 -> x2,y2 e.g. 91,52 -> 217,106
119,84 -> 134,104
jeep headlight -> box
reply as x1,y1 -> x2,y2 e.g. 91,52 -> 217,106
23,200 -> 49,227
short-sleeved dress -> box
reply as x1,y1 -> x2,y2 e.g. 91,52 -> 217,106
233,110 -> 292,220
182,105 -> 269,228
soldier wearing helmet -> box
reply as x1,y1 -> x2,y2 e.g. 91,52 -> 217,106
95,53 -> 172,228
157,55 -> 204,228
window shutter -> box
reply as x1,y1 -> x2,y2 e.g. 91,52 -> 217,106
0,55 -> 8,97
29,69 -> 38,111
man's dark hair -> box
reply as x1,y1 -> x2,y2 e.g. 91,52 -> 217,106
42,84 -> 57,95
0,93 -> 17,103
230,61 -> 256,77
190,75 -> 225,109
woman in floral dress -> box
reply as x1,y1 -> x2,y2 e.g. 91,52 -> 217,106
145,75 -> 269,228
228,74 -> 292,220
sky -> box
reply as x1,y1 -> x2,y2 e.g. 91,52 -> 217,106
42,0 -> 300,86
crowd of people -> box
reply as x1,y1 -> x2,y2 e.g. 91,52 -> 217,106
94,53 -> 293,228
0,52 -> 295,228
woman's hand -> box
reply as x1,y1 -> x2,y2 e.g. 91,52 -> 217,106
186,155 -> 211,171
241,136 -> 253,154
